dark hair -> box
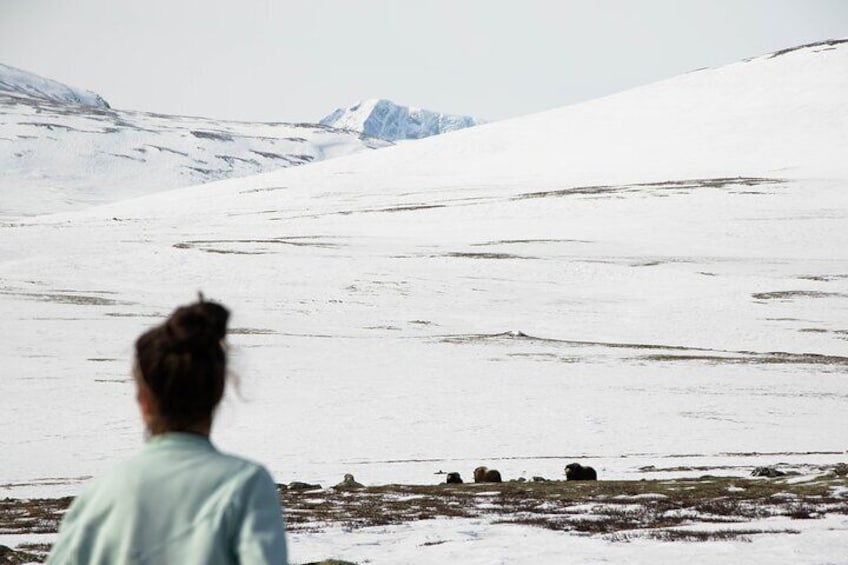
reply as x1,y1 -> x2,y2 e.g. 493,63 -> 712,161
135,296 -> 230,432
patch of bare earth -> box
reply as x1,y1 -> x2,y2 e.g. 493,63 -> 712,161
279,474 -> 848,541
2,474 -> 847,562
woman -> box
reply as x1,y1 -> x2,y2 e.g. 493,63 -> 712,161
47,297 -> 288,564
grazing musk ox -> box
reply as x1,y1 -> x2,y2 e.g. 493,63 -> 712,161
473,466 -> 502,483
564,462 -> 597,481
445,472 -> 463,484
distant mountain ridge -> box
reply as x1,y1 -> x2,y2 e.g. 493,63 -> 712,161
0,64 -> 390,216
0,63 -> 110,108
320,99 -> 481,141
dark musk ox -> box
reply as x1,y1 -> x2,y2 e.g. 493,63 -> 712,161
474,466 -> 502,483
445,472 -> 463,484
564,463 -> 597,481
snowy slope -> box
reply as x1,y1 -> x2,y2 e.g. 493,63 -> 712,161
1,39 -> 848,564
0,62 -> 109,108
320,98 -> 481,140
0,66 -> 390,216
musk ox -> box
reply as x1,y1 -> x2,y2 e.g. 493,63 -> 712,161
751,466 -> 786,478
564,462 -> 597,481
445,472 -> 463,484
333,473 -> 364,489
474,466 -> 502,483
288,481 -> 322,491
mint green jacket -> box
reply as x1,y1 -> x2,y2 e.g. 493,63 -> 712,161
46,433 -> 288,564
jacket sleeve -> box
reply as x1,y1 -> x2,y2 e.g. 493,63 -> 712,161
236,467 -> 288,565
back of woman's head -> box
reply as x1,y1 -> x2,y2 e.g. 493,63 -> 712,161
135,296 -> 230,432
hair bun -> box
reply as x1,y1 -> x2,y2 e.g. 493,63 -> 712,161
165,299 -> 229,351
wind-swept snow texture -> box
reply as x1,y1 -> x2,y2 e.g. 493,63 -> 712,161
0,62 -> 109,108
0,65 -> 390,216
2,40 -> 848,563
320,98 -> 481,141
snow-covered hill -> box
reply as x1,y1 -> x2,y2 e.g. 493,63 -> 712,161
2,39 -> 848,564
320,98 -> 481,141
0,66 -> 390,216
0,62 -> 110,108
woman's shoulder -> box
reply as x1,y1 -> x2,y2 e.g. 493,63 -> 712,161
68,436 -> 278,515
145,433 -> 269,475
213,449 -> 278,490
179,437 -> 278,494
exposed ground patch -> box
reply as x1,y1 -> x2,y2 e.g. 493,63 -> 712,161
228,327 -> 278,335
284,475 -> 847,539
0,290 -> 132,306
338,204 -> 447,215
752,290 -> 848,300
797,274 -> 848,282
6,475 -> 846,563
640,352 -> 848,367
442,252 -> 534,260
472,238 -> 593,246
3,474 -> 846,563
768,39 -> 848,59
513,177 -> 784,201
437,331 -> 848,368
173,236 -> 341,254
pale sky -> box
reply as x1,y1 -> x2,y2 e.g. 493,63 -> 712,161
1,0 -> 846,123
